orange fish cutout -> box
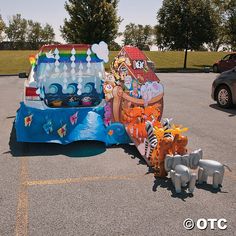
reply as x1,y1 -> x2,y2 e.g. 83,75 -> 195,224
24,115 -> 33,127
57,124 -> 67,138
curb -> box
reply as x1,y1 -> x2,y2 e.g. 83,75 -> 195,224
0,74 -> 19,77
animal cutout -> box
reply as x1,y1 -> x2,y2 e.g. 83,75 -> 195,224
103,82 -> 114,101
145,121 -> 158,160
165,154 -> 197,193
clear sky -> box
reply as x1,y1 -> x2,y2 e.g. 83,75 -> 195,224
0,0 -> 163,43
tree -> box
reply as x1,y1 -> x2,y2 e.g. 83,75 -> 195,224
61,0 -> 121,44
207,0 -> 232,51
123,23 -> 154,50
209,0 -> 236,51
226,1 -> 236,50
154,25 -> 165,51
109,40 -> 121,50
157,0 -> 217,68
0,15 -> 5,42
41,23 -> 55,44
5,14 -> 27,48
27,20 -> 42,49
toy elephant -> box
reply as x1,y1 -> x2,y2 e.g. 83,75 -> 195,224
187,149 -> 231,189
197,160 -> 231,189
165,154 -> 197,193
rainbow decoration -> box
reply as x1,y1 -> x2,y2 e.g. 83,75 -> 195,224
37,44 -> 103,65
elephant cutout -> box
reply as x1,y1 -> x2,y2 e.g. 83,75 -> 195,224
165,154 -> 197,193
166,149 -> 231,189
170,165 -> 196,194
197,160 -> 231,189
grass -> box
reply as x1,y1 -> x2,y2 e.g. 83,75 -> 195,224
0,50 -> 228,74
0,50 -> 37,74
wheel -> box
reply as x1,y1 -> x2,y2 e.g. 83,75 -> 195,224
213,64 -> 219,73
216,85 -> 232,108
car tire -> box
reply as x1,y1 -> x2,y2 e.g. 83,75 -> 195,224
213,64 -> 219,73
216,85 -> 232,108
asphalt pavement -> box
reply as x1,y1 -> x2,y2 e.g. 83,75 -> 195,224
0,73 -> 235,236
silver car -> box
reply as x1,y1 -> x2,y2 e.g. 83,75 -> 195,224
211,67 -> 236,108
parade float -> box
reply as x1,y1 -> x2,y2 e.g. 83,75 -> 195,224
15,42 -> 230,192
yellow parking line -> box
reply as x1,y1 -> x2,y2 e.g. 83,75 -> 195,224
15,158 -> 29,236
25,174 -> 147,186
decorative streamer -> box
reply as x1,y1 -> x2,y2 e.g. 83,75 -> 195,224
77,62 -> 83,95
54,48 -> 60,73
70,48 -> 76,75
86,48 -> 91,74
63,63 -> 68,92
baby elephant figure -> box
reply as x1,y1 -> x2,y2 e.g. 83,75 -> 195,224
170,164 -> 196,194
165,155 -> 197,193
198,160 -> 231,189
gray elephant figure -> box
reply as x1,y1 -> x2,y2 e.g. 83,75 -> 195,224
198,160 -> 231,188
188,149 -> 231,189
165,154 -> 197,193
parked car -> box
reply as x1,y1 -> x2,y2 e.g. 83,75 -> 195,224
211,67 -> 236,108
213,53 -> 236,73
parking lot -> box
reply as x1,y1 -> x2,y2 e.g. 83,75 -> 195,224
0,73 -> 235,236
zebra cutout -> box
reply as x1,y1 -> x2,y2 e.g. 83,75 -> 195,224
145,121 -> 158,160
162,118 -> 174,139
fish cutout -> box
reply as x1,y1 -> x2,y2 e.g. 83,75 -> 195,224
24,115 -> 33,127
43,120 -> 53,134
57,124 -> 67,138
70,112 -> 78,125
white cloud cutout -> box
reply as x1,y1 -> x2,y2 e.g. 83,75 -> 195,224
91,41 -> 109,63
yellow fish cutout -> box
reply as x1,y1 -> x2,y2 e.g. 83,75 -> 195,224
57,124 -> 67,138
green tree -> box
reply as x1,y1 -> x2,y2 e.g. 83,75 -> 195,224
5,14 -> 27,48
154,25 -> 165,51
109,40 -> 121,50
27,20 -> 42,49
0,15 -> 5,42
208,0 -> 236,51
41,23 -> 55,44
61,0 -> 121,44
226,1 -> 236,50
207,0 -> 232,51
123,23 -> 154,50
26,20 -> 55,49
157,0 -> 217,68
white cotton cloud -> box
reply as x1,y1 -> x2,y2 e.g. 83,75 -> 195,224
91,41 -> 109,63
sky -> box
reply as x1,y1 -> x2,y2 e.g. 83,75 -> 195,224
0,0 -> 163,44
